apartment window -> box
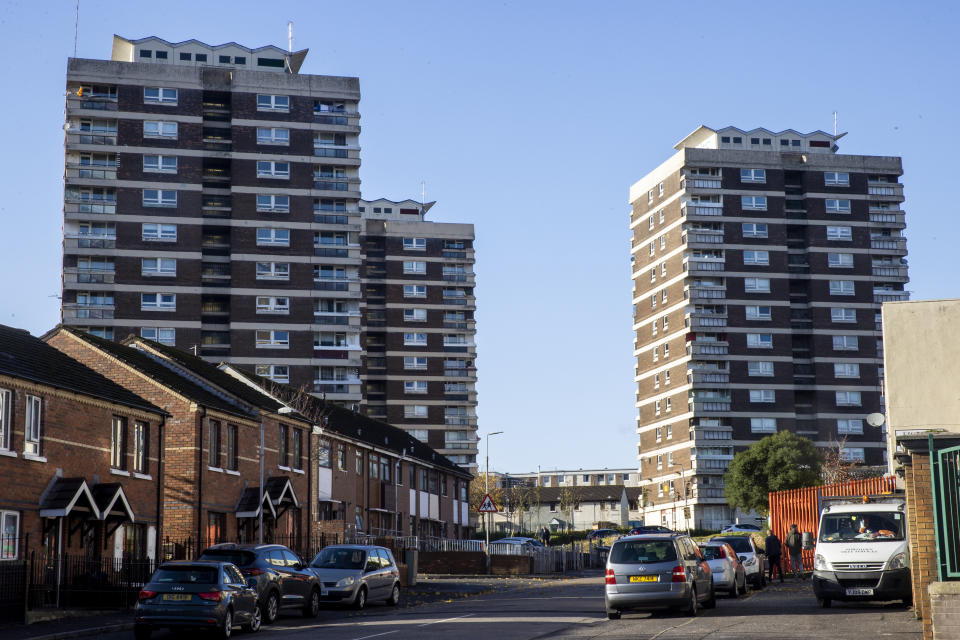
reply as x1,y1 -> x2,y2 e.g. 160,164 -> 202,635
655,400 -> 661,416
403,285 -> 427,298
141,293 -> 176,310
110,416 -> 127,470
833,335 -> 859,351
255,330 -> 289,347
404,357 -> 428,370
840,447 -> 866,463
744,277 -> 771,293
1,511 -> 20,559
831,308 -> 856,323
824,172 -> 850,186
748,361 -> 775,377
656,455 -> 663,470
750,418 -> 777,433
140,327 -> 175,345
404,332 -> 428,345
661,290 -> 668,303
661,262 -> 667,277
403,237 -> 426,251
404,381 -> 428,394
834,363 -> 860,378
665,371 -> 671,385
0,389 -> 10,451
256,228 -> 290,246
141,258 -> 176,276
663,343 -> 670,357
747,333 -> 773,348
407,430 -> 429,443
257,127 -> 290,145
660,236 -> 666,250
403,261 -> 427,274
404,405 -> 428,418
257,94 -> 290,112
142,155 -> 177,173
142,223 -> 177,241
143,87 -> 177,104
142,189 -> 177,208
648,190 -> 654,204
828,253 -> 854,268
742,223 -> 768,238
649,268 -> 656,284
651,294 -> 657,310
658,182 -> 664,197
256,262 -> 290,280
255,364 -> 289,382
315,332 -> 348,348
740,168 -> 766,183
292,430 -> 303,471
256,296 -> 289,314
659,209 -> 665,224
836,391 -> 862,407
404,308 -> 427,322
829,280 -> 855,296
741,195 -> 767,210
750,389 -> 775,403
745,305 -> 772,321
837,419 -> 864,435
337,444 -> 346,471
651,321 -> 658,338
743,250 -> 769,265
256,194 -> 290,213
827,225 -> 853,241
665,398 -> 672,412
649,242 -> 655,257
143,121 -> 177,138
826,199 -> 851,214
226,424 -> 238,471
648,216 -> 655,231
278,424 -> 289,468
256,161 -> 290,179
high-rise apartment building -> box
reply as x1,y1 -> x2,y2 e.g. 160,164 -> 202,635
60,36 -> 478,468
630,126 -> 907,530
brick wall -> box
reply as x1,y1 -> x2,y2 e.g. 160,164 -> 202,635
904,451 -> 937,639
929,582 -> 960,640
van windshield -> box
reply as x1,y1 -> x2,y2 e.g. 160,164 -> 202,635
819,511 -> 905,542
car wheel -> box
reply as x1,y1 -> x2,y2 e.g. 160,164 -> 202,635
261,591 -> 279,625
220,609 -> 233,640
302,588 -> 320,618
386,583 -> 400,606
818,597 -> 832,609
703,586 -> 717,609
353,586 -> 367,610
684,587 -> 698,617
244,605 -> 262,633
606,610 -> 621,620
134,626 -> 151,640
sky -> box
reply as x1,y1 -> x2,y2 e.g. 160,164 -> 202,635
0,0 -> 957,474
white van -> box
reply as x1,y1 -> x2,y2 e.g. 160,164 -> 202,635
811,495 -> 912,608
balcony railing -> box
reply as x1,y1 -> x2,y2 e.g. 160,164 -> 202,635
872,266 -> 908,278
684,231 -> 724,244
681,177 -> 722,189
66,235 -> 116,249
66,166 -> 117,180
689,343 -> 729,356
688,315 -> 727,328
444,416 -> 477,426
690,372 -> 730,384
870,238 -> 907,250
63,304 -> 114,320
66,131 -> 117,145
681,201 -> 723,217
868,211 -> 905,224
874,291 -> 909,303
687,287 -> 726,300
687,260 -> 725,272
68,269 -> 115,284
867,185 -> 901,196
690,401 -> 731,412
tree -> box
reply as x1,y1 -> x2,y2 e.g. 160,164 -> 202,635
724,431 -> 823,515
822,437 -> 857,485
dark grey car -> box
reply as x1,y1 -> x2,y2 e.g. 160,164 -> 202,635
134,561 -> 260,640
199,543 -> 321,623
604,534 -> 716,619
308,545 -> 401,610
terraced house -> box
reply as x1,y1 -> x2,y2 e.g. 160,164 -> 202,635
629,126 -> 907,531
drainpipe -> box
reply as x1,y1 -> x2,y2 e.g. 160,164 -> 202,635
197,407 -> 206,549
156,414 -> 166,563
258,414 -> 265,544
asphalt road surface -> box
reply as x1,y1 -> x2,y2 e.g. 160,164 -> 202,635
82,573 -> 922,640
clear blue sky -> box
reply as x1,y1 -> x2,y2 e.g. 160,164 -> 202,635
1,0 -> 957,474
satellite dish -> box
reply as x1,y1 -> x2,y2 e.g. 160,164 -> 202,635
866,413 -> 886,428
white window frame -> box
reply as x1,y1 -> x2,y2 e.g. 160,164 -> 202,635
837,419 -> 864,435
824,172 -> 850,186
142,223 -> 177,242
649,242 -> 655,257
404,356 -> 428,370
404,381 -> 428,394
648,216 -> 654,231
749,389 -> 775,403
403,285 -> 427,298
825,199 -> 851,214
143,121 -> 177,138
744,277 -> 771,293
0,389 -> 10,451
403,261 -> 427,274
740,168 -> 766,183
256,161 -> 290,179
143,87 -> 178,104
256,262 -> 290,280
828,253 -> 854,268
24,395 -> 41,456
835,391 -> 862,407
745,305 -> 772,321
748,361 -> 775,377
403,237 -> 426,251
140,327 -> 175,345
747,333 -> 773,349
404,308 -> 427,322
404,406 -> 429,419
256,296 -> 290,314
142,189 -> 177,208
827,225 -> 853,241
840,447 -> 865,462
141,257 -> 176,276
831,308 -> 856,323
0,510 -> 20,559
742,222 -> 768,238
832,335 -> 859,351
256,194 -> 290,213
660,236 -> 666,250
659,209 -> 665,224
141,293 -> 176,311
741,195 -> 767,210
142,155 -> 177,173
256,127 -> 290,145
256,228 -> 290,247
255,330 -> 290,348
829,280 -> 855,296
743,250 -> 769,265
834,363 -> 861,378
403,332 -> 428,346
256,94 -> 290,112
658,182 -> 664,197
750,417 -> 777,433
255,364 -> 290,383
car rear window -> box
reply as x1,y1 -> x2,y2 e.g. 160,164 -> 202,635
715,537 -> 752,553
610,540 -> 677,564
699,546 -> 726,560
152,566 -> 219,584
199,550 -> 257,567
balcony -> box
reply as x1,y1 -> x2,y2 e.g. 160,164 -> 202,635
872,265 -> 908,279
696,459 -> 732,470
65,130 -> 117,146
867,183 -> 904,199
63,303 -> 114,320
686,286 -> 726,301
684,230 -> 724,245
442,272 -> 473,282
688,343 -> 729,357
870,237 -> 907,251
64,268 -> 115,284
67,93 -> 118,111
874,291 -> 909,303
690,371 -> 729,384
686,258 -> 725,273
680,200 -> 723,217
444,415 -> 477,426
868,211 -> 906,225
687,313 -> 727,329
65,235 -> 116,249
681,176 -> 722,190
65,165 -> 117,181
690,401 -> 731,413
314,246 -> 350,258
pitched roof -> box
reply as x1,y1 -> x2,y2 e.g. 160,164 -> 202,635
0,324 -> 163,415
54,327 -> 253,419
533,485 -> 629,503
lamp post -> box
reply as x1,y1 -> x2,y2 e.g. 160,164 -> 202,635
484,431 -> 503,561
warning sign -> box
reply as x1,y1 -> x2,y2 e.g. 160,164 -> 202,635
477,493 -> 499,513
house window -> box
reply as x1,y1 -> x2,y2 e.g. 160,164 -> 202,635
749,389 -> 775,403
829,280 -> 855,296
143,121 -> 177,138
143,87 -> 178,104
110,416 -> 127,470
743,250 -> 769,265
142,223 -> 177,241
256,194 -> 290,213
140,327 -> 175,345
825,199 -> 851,214
404,309 -> 427,322
742,223 -> 768,238
404,357 -> 428,370
292,429 -> 303,470
255,330 -> 289,347
740,168 -> 766,183
255,364 -> 289,382
745,305 -> 772,320
745,333 -> 770,349
748,361 -> 775,376
143,155 -> 177,173
832,335 -> 859,351
142,189 -> 177,207
256,161 -> 290,179
226,424 -> 238,471
836,391 -> 862,407
257,94 -> 290,111
827,225 -> 852,241
0,511 -> 19,559
256,228 -> 290,246
141,293 -> 176,310
141,258 -> 176,276
837,419 -> 864,435
403,237 -> 426,251
404,381 -> 428,394
404,333 -> 427,345
834,363 -> 860,378
828,253 -> 854,268
744,278 -> 770,293
337,444 -> 346,471
403,285 -> 427,298
208,420 -> 221,468
256,127 -> 290,145
256,262 -> 290,280
831,308 -> 856,323
403,261 -> 427,274
0,389 -> 11,451
750,418 -> 777,433
278,424 -> 289,468
404,405 -> 428,418
256,296 -> 290,314
824,172 -> 850,186
741,195 -> 767,210
133,421 -> 148,474
155,51 -> 168,59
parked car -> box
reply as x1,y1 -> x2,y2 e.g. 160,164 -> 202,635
496,537 -> 545,550
199,543 -> 320,623
587,528 -> 620,540
604,533 -> 716,619
721,523 -> 763,533
712,535 -> 767,588
308,545 -> 401,610
629,526 -> 675,535
134,561 -> 260,640
697,541 -> 746,597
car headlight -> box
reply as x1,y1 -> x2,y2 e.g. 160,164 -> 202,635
335,576 -> 356,588
743,556 -> 757,566
814,554 -> 829,570
888,552 -> 908,570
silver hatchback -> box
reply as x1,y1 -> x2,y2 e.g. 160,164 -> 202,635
308,545 -> 400,610
605,534 -> 716,619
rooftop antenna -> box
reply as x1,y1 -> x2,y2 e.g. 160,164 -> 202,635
420,180 -> 426,214
288,21 -> 293,53
73,0 -> 80,58
833,111 -> 838,137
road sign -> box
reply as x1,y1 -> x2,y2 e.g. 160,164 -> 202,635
477,493 -> 498,513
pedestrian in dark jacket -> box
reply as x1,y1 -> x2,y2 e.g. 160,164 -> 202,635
764,531 -> 784,582
542,526 -> 551,546
785,524 -> 804,580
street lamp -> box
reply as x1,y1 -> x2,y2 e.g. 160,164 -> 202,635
484,431 -> 503,558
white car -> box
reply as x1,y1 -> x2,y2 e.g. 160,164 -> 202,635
698,541 -> 747,596
721,523 -> 763,533
712,535 -> 767,588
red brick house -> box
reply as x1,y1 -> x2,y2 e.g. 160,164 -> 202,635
0,325 -> 166,562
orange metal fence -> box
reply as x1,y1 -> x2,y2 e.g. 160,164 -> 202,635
768,476 -> 898,572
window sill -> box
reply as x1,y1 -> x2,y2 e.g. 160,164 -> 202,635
278,465 -> 291,471
23,453 -> 47,463
207,466 -> 224,473
133,472 -> 153,480
110,468 -> 130,476
0,450 -> 17,458
291,468 -> 305,475
225,469 -> 241,476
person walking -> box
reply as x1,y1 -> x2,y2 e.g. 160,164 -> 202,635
542,526 -> 551,546
784,524 -> 804,580
765,530 -> 784,583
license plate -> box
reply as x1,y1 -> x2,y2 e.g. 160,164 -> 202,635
629,575 -> 658,583
162,594 -> 192,601
845,588 -> 874,596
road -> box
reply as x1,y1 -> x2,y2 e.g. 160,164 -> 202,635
83,573 -> 921,640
